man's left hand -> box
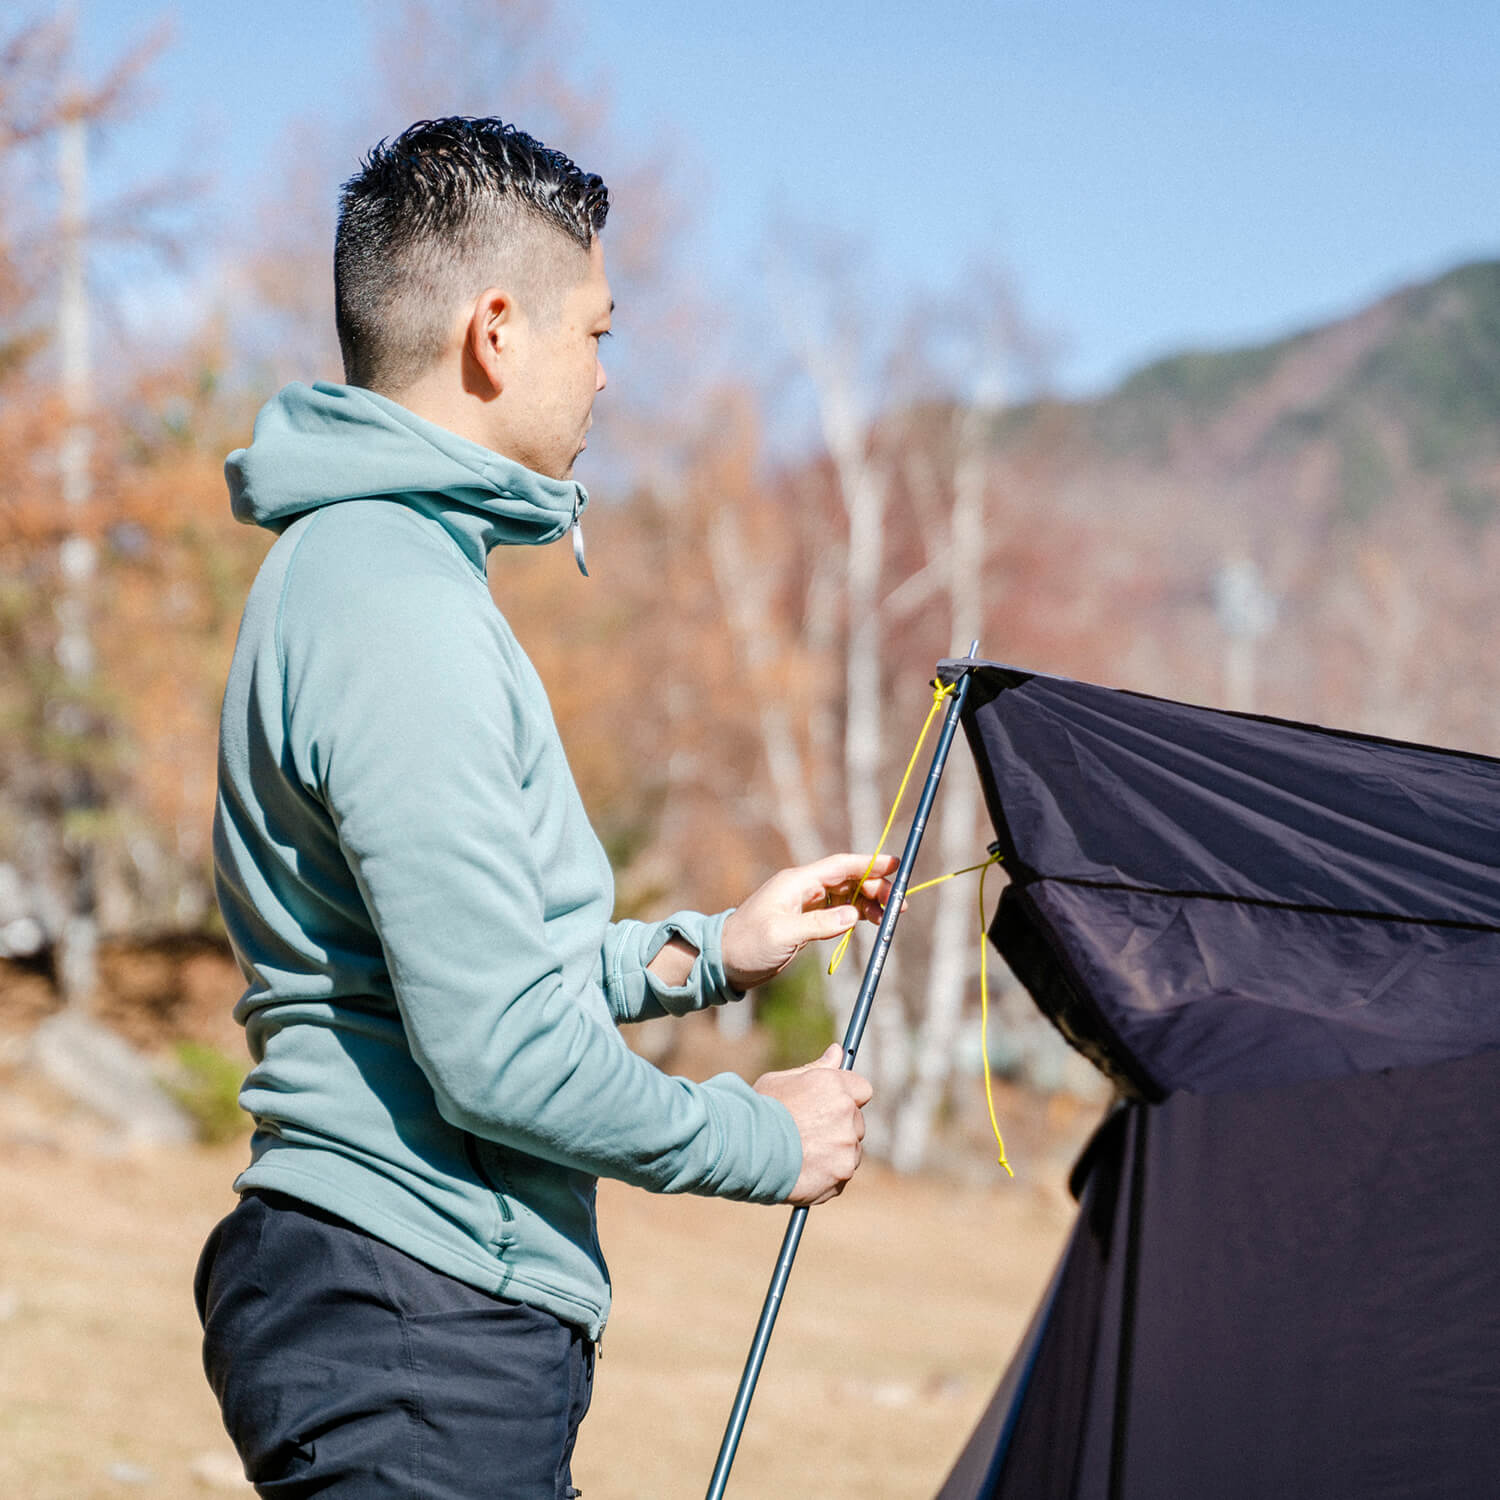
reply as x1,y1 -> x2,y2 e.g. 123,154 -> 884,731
721,853 -> 899,992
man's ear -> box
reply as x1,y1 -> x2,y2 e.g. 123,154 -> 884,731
463,287 -> 513,398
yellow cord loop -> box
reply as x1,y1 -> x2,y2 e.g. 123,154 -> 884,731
827,680 -> 956,978
824,677 -> 1013,1177
979,855 -> 1014,1177
907,856 -> 1001,897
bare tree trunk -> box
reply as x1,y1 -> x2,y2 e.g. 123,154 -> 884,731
890,406 -> 988,1171
810,371 -> 909,1107
764,252 -> 1043,1148
707,507 -> 825,869
53,21 -> 99,1012
705,504 -> 829,1039
800,489 -> 844,812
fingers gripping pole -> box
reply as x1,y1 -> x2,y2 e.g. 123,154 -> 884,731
703,647 -> 980,1500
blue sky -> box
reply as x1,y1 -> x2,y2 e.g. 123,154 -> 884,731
72,0 -> 1500,396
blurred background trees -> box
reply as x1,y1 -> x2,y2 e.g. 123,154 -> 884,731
0,13 -> 247,1010
3,2 -> 1499,1167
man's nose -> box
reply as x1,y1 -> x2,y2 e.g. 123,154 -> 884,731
595,358 -> 607,392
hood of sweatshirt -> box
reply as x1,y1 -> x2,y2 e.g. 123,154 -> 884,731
226,381 -> 589,575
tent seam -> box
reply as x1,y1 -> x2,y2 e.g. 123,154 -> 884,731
1034,876 -> 1500,936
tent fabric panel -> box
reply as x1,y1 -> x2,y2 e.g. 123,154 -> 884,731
1119,1047 -> 1500,1500
944,1050 -> 1500,1500
991,885 -> 1162,1100
955,665 -> 1500,927
952,661 -> 1500,1094
1009,879 -> 1500,1094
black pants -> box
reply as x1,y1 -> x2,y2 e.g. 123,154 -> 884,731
195,1190 -> 594,1499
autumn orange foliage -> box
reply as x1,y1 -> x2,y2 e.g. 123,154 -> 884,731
5,6 -> 1500,1160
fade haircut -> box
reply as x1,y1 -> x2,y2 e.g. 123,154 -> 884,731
334,117 -> 609,392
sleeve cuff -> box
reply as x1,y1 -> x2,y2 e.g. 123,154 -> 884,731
642,908 -> 745,1015
696,1071 -> 803,1202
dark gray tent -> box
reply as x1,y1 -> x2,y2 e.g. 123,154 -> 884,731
933,661 -> 1500,1500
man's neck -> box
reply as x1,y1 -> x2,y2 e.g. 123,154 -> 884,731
376,373 -> 495,453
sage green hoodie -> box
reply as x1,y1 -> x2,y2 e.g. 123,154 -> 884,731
214,381 -> 801,1339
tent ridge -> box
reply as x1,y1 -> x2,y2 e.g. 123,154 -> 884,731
945,658 -> 1500,770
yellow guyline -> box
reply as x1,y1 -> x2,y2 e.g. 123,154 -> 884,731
827,679 -> 1013,1177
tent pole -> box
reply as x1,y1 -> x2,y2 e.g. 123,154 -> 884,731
703,645 -> 982,1500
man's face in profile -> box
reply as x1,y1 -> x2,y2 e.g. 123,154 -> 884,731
504,237 -> 613,481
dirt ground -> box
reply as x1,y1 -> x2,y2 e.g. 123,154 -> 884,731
0,985 -> 1096,1500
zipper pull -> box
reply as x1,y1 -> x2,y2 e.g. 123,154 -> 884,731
571,486 -> 589,577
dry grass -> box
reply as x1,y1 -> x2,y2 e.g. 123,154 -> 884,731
0,1062 -> 1085,1500
577,1168 -> 1073,1499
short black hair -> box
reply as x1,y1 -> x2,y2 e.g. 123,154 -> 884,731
334,117 -> 609,392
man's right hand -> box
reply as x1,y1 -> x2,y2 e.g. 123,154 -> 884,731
753,1043 -> 873,1206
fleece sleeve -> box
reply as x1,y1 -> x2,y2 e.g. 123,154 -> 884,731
602,910 -> 747,1023
282,559 -> 801,1202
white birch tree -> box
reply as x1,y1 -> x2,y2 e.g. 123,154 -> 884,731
707,238 -> 1049,1159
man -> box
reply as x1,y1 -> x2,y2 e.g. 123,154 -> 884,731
196,116 -> 886,1499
